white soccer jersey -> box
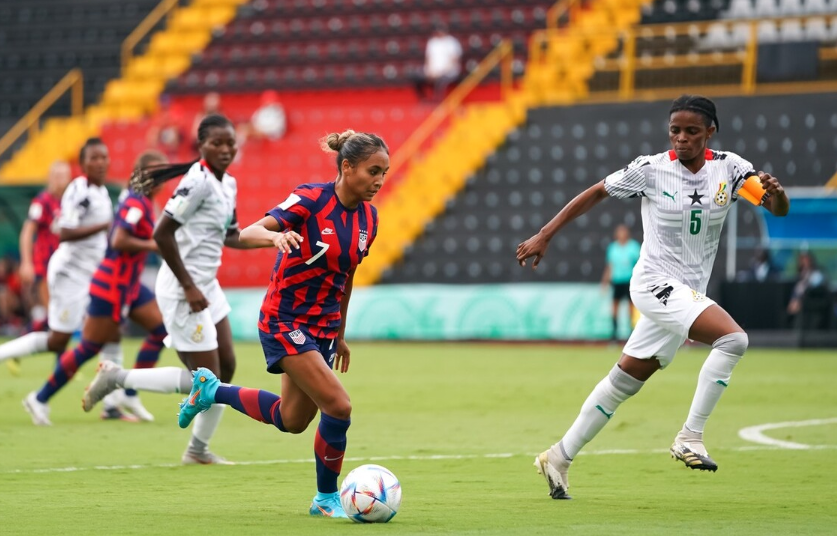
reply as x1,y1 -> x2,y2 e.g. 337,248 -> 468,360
47,176 -> 113,281
604,149 -> 756,294
155,161 -> 238,299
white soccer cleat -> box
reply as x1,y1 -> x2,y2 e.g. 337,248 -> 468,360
120,394 -> 155,422
181,449 -> 235,466
671,428 -> 718,472
534,451 -> 571,500
22,391 -> 52,426
82,361 -> 120,412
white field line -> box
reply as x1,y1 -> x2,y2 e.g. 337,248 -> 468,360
4,443 -> 836,476
737,417 -> 837,450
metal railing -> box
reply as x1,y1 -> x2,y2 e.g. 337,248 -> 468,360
546,0 -> 581,30
532,14 -> 837,101
386,39 -> 514,181
0,69 -> 83,163
122,0 -> 179,72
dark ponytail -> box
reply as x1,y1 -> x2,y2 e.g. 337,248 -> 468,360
669,95 -> 720,132
129,114 -> 234,195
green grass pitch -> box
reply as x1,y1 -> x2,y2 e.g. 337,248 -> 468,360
1,341 -> 835,535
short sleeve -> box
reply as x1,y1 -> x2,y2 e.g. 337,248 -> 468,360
163,172 -> 209,224
604,156 -> 650,199
115,197 -> 146,236
226,208 -> 239,234
27,200 -> 45,223
723,152 -> 758,202
266,187 -> 319,231
605,243 -> 615,265
56,181 -> 86,229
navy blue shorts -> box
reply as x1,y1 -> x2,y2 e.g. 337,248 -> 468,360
259,324 -> 335,375
88,284 -> 155,324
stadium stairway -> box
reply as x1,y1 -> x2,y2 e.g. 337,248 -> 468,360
354,0 -> 651,285
0,0 -> 245,183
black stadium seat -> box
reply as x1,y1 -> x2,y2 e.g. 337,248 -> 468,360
381,93 -> 836,286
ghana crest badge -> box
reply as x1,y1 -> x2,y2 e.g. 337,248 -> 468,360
714,182 -> 729,206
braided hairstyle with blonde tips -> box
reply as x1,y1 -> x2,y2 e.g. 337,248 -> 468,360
320,129 -> 389,176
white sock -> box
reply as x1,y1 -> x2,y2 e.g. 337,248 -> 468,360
31,305 -> 47,322
120,367 -> 193,394
551,365 -> 644,463
684,333 -> 746,433
0,331 -> 49,362
189,404 -> 226,452
100,342 -> 124,367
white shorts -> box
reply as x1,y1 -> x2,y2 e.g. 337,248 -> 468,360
47,271 -> 90,334
158,279 -> 231,352
622,278 -> 716,368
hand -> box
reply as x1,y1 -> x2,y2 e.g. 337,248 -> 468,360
334,337 -> 351,373
19,261 -> 35,287
272,231 -> 304,254
758,171 -> 784,198
516,232 -> 549,269
184,285 -> 209,313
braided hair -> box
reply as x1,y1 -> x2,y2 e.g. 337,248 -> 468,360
320,129 -> 389,176
669,95 -> 720,132
129,114 -> 233,195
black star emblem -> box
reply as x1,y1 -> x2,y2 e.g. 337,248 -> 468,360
688,189 -> 704,206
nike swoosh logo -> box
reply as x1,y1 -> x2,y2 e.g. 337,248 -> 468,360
324,455 -> 343,462
189,388 -> 201,406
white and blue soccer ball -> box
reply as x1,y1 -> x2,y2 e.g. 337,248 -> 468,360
339,464 -> 402,523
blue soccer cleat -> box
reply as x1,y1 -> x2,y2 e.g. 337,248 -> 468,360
178,367 -> 219,429
309,492 -> 348,518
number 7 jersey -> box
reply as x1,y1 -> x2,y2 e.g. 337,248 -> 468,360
258,182 -> 379,340
603,149 -> 757,294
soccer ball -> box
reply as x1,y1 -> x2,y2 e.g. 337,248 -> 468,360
339,464 -> 402,523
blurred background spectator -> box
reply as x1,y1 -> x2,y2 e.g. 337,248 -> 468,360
413,24 -> 463,102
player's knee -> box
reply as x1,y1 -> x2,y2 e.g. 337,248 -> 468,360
712,331 -> 748,357
282,412 -> 316,434
324,399 -> 352,421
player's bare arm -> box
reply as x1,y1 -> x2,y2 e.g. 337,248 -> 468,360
239,215 -> 304,253
517,180 -> 609,268
18,220 -> 37,286
59,222 -> 110,242
334,268 -> 356,374
111,225 -> 157,253
154,214 -> 207,312
758,171 -> 790,217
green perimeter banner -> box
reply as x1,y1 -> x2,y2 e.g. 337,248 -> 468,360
226,284 -> 630,341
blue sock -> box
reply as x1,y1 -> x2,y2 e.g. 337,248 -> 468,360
214,384 -> 287,432
314,413 -> 350,494
37,339 -> 103,403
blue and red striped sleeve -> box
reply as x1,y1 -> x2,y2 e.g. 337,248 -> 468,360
114,196 -> 150,236
266,186 -> 320,231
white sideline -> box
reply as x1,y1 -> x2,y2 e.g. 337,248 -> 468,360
737,417 -> 837,450
4,443 -> 836,475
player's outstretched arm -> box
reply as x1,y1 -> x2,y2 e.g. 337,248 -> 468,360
59,222 -> 110,242
111,226 -> 157,253
517,180 -> 609,269
240,215 -> 305,253
154,214 -> 207,312
758,172 -> 789,217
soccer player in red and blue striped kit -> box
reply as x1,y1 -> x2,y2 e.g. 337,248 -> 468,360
178,130 -> 387,518
28,151 -> 170,423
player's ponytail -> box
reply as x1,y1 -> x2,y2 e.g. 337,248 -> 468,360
670,95 -> 719,132
130,114 -> 235,195
129,161 -> 197,196
320,129 -> 389,176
